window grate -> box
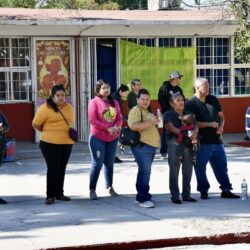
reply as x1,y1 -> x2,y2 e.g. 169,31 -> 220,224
0,38 -> 32,102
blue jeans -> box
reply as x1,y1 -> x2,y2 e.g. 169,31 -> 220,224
131,144 -> 156,202
89,135 -> 118,190
160,127 -> 168,156
195,143 -> 232,193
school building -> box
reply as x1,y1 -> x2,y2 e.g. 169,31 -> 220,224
0,8 -> 249,141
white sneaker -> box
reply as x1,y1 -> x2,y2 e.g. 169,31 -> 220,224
108,187 -> 119,197
139,200 -> 155,208
89,189 -> 98,200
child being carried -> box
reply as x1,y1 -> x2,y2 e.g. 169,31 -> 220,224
176,113 -> 199,164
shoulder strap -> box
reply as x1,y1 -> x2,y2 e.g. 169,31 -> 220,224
58,109 -> 70,127
135,105 -> 143,122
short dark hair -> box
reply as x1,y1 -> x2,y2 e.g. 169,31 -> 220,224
118,84 -> 129,92
137,88 -> 150,99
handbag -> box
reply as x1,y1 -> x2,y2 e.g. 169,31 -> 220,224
58,109 -> 78,142
119,107 -> 142,147
69,128 -> 78,142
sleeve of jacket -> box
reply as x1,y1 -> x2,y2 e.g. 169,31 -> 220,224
158,85 -> 167,112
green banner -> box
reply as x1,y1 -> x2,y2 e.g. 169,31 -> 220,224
120,40 -> 196,99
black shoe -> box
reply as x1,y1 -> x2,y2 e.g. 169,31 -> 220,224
171,198 -> 182,204
221,191 -> 240,199
244,136 -> 250,141
183,197 -> 197,202
45,198 -> 54,205
56,195 -> 71,201
200,192 -> 208,200
114,156 -> 123,163
0,198 -> 7,204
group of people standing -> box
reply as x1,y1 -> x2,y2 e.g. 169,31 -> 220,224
7,71 -> 238,207
158,72 -> 239,206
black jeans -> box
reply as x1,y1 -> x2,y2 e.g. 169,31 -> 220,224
40,141 -> 72,199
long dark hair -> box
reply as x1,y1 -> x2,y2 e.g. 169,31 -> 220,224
95,79 -> 115,107
47,84 -> 66,112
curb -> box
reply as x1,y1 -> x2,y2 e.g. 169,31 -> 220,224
41,232 -> 250,250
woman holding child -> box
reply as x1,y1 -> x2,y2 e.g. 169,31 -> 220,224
164,93 -> 197,204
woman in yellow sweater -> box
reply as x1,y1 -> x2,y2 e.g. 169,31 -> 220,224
32,84 -> 75,205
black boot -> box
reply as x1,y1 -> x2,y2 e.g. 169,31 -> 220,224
0,198 -> 7,204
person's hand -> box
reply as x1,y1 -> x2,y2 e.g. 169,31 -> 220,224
107,127 -> 115,135
150,115 -> 158,126
113,125 -> 121,134
208,122 -> 219,128
107,125 -> 121,135
216,126 -> 223,135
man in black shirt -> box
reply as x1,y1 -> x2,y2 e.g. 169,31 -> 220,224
185,77 -> 240,200
158,71 -> 185,159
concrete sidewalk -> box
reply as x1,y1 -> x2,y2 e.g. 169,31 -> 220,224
0,134 -> 250,250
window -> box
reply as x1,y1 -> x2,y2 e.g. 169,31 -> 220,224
159,37 -> 192,48
126,38 -> 138,44
197,37 -> 229,65
0,38 -> 10,67
123,37 -> 192,48
196,68 -> 230,96
197,37 -> 212,65
0,38 -> 32,102
235,68 -> 250,95
214,38 -> 229,64
138,38 -> 155,47
196,37 -> 231,96
159,38 -> 175,47
11,38 -> 30,67
176,38 -> 192,47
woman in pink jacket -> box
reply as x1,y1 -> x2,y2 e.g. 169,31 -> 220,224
88,79 -> 123,200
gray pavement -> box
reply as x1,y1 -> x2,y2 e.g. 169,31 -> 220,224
0,134 -> 250,250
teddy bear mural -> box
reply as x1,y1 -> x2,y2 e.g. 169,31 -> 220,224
41,58 -> 67,97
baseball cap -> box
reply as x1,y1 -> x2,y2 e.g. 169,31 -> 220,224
169,71 -> 183,80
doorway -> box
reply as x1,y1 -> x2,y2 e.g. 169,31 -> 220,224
96,38 -> 117,93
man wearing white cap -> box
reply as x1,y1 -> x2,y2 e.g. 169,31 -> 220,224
158,71 -> 185,159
